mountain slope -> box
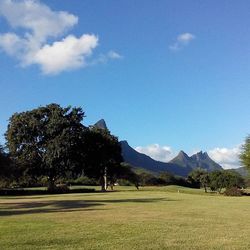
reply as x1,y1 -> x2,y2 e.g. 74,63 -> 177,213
121,142 -> 223,176
120,140 -> 192,176
92,119 -> 223,177
190,151 -> 223,171
230,166 -> 248,177
170,151 -> 223,172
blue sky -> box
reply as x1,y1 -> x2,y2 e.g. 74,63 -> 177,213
0,0 -> 249,168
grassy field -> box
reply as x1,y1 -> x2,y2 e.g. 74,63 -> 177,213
0,186 -> 250,250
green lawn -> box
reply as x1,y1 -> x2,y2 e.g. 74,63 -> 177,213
0,186 -> 250,250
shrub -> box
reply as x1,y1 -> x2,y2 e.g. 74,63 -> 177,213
224,187 -> 243,196
68,176 -> 99,186
117,178 -> 133,186
54,184 -> 70,193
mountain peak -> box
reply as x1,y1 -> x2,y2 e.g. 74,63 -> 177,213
94,119 -> 108,130
120,140 -> 129,146
177,150 -> 189,158
192,151 -> 209,160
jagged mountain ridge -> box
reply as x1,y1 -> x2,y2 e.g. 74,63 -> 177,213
170,150 -> 223,172
120,140 -> 192,176
93,119 -> 223,176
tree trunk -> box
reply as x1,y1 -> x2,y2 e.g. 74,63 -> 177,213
48,176 -> 56,192
101,167 -> 107,192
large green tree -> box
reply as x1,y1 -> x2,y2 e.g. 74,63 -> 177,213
240,135 -> 250,175
209,170 -> 244,193
188,168 -> 209,192
5,103 -> 85,190
82,127 -> 123,191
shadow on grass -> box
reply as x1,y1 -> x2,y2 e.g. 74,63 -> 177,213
0,197 -> 174,216
0,188 -> 96,196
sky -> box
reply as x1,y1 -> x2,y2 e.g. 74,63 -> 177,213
0,0 -> 250,169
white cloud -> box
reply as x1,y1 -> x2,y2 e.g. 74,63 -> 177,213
90,50 -> 123,65
208,145 -> 242,169
0,33 -> 26,56
134,143 -> 243,169
169,32 -> 195,51
135,144 -> 177,163
0,0 -> 77,42
0,0 -> 119,74
107,50 -> 123,59
33,34 -> 98,74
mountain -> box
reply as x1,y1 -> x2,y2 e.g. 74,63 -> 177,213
93,119 -> 108,130
120,140 -> 192,176
230,166 -> 248,177
121,142 -> 223,177
190,151 -> 223,171
93,119 -> 223,177
170,150 -> 223,172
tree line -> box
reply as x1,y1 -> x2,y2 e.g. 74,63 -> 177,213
0,103 -> 249,193
0,103 -> 139,191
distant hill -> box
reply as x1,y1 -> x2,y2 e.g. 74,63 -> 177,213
93,119 -> 223,177
230,166 -> 248,177
120,140 -> 192,177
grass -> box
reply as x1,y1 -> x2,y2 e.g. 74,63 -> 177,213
0,185 -> 250,250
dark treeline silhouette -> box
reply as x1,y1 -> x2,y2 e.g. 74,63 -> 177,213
1,103 -> 135,192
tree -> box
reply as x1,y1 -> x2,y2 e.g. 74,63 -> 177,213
209,170 -> 226,193
223,170 -> 245,189
0,146 -> 9,176
0,145 -> 15,187
5,103 -> 85,191
188,168 -> 209,192
159,172 -> 175,185
209,170 -> 244,193
82,127 -> 123,191
113,163 -> 140,189
240,135 -> 250,175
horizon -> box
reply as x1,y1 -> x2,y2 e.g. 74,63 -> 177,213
1,0 -> 249,169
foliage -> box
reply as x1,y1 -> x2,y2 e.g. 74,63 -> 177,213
209,170 -> 245,193
113,163 -> 140,188
138,172 -> 160,186
68,176 -> 99,186
116,178 -> 134,186
82,127 -> 123,191
55,184 -> 70,193
224,187 -> 243,196
0,145 -> 15,187
209,170 -> 225,192
159,172 -> 176,185
188,168 -> 210,192
240,135 -> 250,175
5,103 -> 85,190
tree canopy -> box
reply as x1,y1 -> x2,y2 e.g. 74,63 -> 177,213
82,127 -> 123,191
188,168 -> 209,192
5,103 -> 85,190
0,145 -> 9,177
240,135 -> 250,175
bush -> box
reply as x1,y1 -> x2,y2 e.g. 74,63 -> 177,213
54,184 -> 70,193
68,176 -> 99,186
117,179 -> 133,186
224,187 -> 243,196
